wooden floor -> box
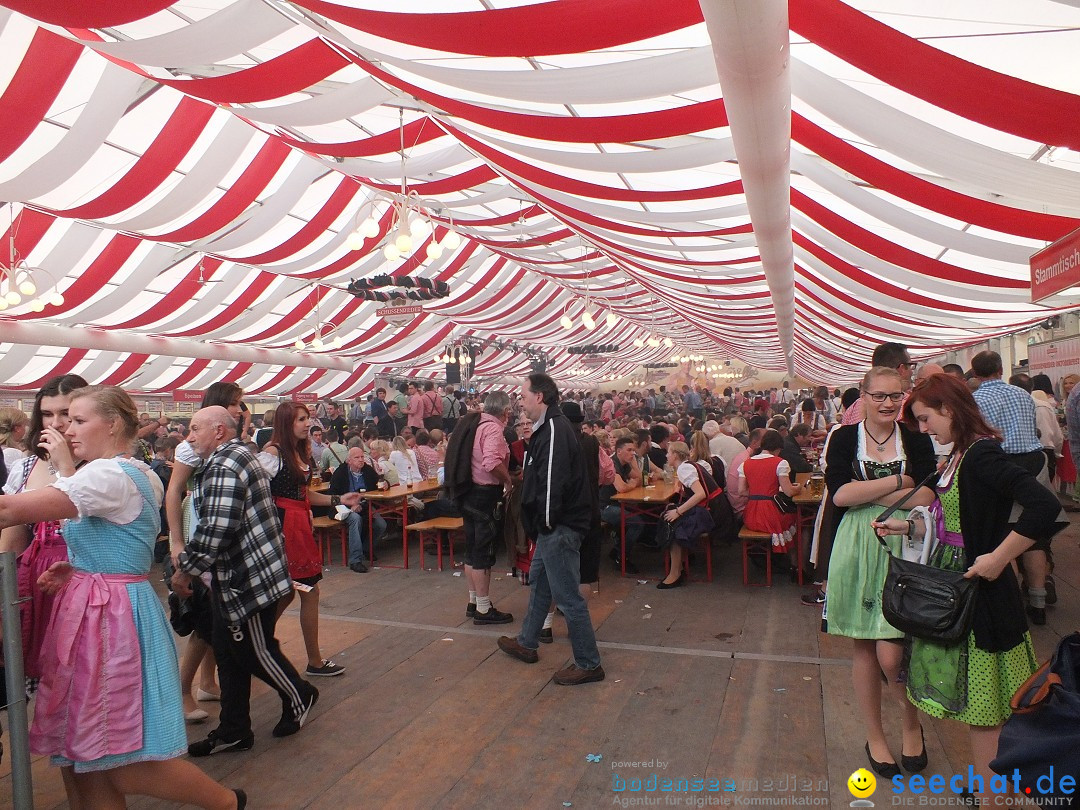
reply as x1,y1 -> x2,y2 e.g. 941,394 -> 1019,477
4,513 -> 1079,810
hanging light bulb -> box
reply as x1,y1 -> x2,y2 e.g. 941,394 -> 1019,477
670,355 -> 681,363
433,353 -> 442,364
426,241 -> 444,261
441,352 -> 451,363
361,216 -> 380,239
48,290 -> 64,306
606,311 -> 617,327
394,228 -> 413,254
5,290 -> 21,305
0,298 -> 6,312
294,338 -> 305,351
663,337 -> 674,348
332,335 -> 343,350
560,313 -> 573,330
448,354 -> 457,364
383,243 -> 401,262
18,276 -> 36,296
441,229 -> 461,250
312,337 -> 324,351
633,338 -> 644,348
647,337 -> 660,348
29,298 -> 44,312
582,311 -> 595,330
346,230 -> 367,251
410,217 -> 429,239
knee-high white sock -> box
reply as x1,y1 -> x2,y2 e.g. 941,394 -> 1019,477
475,595 -> 492,613
543,610 -> 555,630
468,590 -> 477,605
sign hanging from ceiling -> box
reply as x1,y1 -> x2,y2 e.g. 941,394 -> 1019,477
1030,227 -> 1080,303
377,304 -> 424,326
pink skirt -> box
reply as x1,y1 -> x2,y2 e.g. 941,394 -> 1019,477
16,520 -> 69,680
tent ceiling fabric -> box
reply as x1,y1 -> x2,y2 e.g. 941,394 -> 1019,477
0,0 -> 1078,393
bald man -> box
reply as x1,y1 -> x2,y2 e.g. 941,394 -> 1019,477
174,406 -> 319,756
915,363 -> 944,381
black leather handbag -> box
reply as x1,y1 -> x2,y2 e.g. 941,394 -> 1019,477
876,541 -> 979,645
773,492 -> 797,513
873,467 -> 977,646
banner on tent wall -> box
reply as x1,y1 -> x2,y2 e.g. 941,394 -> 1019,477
173,390 -> 205,403
1031,227 -> 1080,303
293,393 -> 319,403
1028,338 -> 1080,383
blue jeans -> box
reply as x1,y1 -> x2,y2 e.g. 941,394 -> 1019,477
600,504 -> 643,556
345,510 -> 387,564
518,524 -> 602,670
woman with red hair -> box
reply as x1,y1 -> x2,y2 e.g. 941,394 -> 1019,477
261,402 -> 359,678
875,373 -> 1065,793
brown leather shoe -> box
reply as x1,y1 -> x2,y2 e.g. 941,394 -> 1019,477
553,663 -> 605,686
497,636 -> 538,664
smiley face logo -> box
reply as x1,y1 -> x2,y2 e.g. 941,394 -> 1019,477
848,768 -> 877,799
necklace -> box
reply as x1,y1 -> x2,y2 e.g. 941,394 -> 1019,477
864,423 -> 896,452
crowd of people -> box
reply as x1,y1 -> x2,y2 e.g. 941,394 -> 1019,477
0,343 -> 1073,802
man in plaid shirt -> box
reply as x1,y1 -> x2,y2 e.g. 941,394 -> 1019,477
172,406 -> 319,756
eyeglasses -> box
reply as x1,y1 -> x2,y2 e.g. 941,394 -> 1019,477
864,391 -> 905,403
898,362 -> 918,370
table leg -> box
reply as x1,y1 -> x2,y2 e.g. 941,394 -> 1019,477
402,498 -> 409,570
367,506 -> 375,566
620,503 -> 627,578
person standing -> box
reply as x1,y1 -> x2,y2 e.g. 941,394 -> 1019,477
406,382 -> 425,432
0,388 -> 244,809
970,350 -> 1055,625
497,373 -> 604,685
460,392 -> 514,623
175,406 -> 323,758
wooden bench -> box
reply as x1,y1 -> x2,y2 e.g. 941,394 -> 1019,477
312,515 -> 348,567
738,528 -> 774,587
406,516 -> 464,571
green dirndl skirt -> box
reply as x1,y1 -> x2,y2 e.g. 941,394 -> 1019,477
907,542 -> 1037,726
824,503 -> 905,639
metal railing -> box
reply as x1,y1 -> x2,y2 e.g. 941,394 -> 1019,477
1,550 -> 34,809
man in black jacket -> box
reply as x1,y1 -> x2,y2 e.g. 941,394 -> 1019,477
497,373 -> 604,686
780,423 -> 814,483
328,446 -> 386,572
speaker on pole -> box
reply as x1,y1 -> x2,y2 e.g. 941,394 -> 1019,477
446,362 -> 461,384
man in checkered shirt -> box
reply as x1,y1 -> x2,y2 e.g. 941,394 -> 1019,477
172,406 -> 319,756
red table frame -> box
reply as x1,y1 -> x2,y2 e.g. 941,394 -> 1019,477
358,480 -> 441,569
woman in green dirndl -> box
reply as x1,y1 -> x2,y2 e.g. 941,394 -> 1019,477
874,373 -> 1065,794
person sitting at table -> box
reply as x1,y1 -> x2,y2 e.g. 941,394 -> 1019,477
328,446 -> 387,573
782,423 -> 815,482
368,440 -> 399,486
389,436 -> 422,487
656,441 -> 715,589
738,429 -> 803,565
599,436 -> 645,574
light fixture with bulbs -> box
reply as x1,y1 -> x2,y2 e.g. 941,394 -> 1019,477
0,225 -> 65,313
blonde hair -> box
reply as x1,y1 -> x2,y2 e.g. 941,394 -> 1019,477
728,416 -> 748,435
0,407 -> 29,449
369,439 -> 390,459
68,386 -> 139,442
689,431 -> 710,463
861,366 -> 902,391
667,441 -> 690,462
391,436 -> 408,453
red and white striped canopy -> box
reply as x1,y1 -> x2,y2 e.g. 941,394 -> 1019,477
0,0 -> 1078,395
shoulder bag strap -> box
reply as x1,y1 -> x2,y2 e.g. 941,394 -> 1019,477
873,467 -> 941,553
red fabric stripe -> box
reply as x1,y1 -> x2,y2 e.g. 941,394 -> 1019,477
791,188 -> 1028,290
150,139 -> 291,243
357,58 -> 728,143
367,165 -> 497,197
11,235 -> 141,319
156,39 -> 349,104
245,366 -> 296,395
297,0 -> 704,58
55,98 -> 215,219
451,125 -> 744,202
792,114 -> 1078,242
794,232 -> 1005,314
101,354 -> 151,386
274,117 -> 444,158
12,350 -> 89,390
166,272 -> 276,337
153,359 -> 212,393
0,31 -> 83,163
790,0 -> 1080,152
0,208 -> 56,262
109,259 -> 215,330
0,0 -> 172,27
286,369 -> 328,397
222,363 -> 253,383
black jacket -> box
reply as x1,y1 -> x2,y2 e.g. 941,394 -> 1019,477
521,407 -> 591,537
780,436 -> 813,482
947,439 -> 1066,652
328,462 -> 379,518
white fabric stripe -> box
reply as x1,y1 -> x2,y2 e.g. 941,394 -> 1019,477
248,610 -> 304,712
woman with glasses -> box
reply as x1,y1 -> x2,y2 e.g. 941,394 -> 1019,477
824,367 -> 937,778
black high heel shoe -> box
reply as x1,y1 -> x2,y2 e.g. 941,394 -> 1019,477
865,742 -> 901,778
901,726 -> 928,773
